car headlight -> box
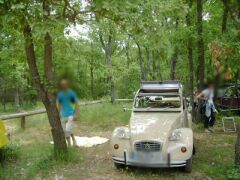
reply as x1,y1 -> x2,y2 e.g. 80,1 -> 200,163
169,129 -> 182,141
113,127 -> 130,139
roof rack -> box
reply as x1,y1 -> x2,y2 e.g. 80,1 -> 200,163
140,81 -> 181,91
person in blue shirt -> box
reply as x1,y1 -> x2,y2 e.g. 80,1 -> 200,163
57,79 -> 79,146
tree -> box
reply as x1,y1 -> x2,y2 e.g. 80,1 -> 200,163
196,0 -> 205,90
1,0 -> 89,154
222,0 -> 229,33
186,0 -> 195,120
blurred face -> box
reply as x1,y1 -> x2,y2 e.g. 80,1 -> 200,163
60,79 -> 69,90
208,83 -> 214,89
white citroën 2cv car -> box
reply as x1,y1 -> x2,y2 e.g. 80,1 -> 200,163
110,81 -> 194,172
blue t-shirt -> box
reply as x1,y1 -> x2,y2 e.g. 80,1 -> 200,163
57,90 -> 78,117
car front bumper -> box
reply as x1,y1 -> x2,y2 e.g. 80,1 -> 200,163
112,151 -> 187,168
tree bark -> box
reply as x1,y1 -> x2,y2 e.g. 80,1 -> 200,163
151,51 -> 157,80
99,34 -> 115,104
145,47 -> 151,80
170,19 -> 179,81
170,52 -> 178,80
90,42 -> 94,99
44,32 -> 54,82
22,20 -> 67,154
125,40 -> 131,67
197,0 -> 205,90
136,42 -> 146,80
186,0 -> 195,121
222,0 -> 229,33
235,124 -> 240,165
14,88 -> 20,113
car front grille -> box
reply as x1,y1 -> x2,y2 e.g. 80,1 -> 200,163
134,141 -> 161,151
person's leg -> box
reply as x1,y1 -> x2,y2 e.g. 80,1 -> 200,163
204,116 -> 211,133
66,137 -> 71,146
61,119 -> 68,143
66,116 -> 74,146
71,134 -> 77,146
209,110 -> 215,127
208,110 -> 215,132
204,115 -> 209,128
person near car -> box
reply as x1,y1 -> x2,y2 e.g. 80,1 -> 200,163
57,78 -> 79,146
197,82 -> 217,133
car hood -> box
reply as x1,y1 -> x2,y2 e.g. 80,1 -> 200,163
130,112 -> 181,143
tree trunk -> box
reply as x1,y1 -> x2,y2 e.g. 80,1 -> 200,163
170,19 -> 179,81
44,32 -> 54,82
222,0 -> 229,33
136,42 -> 146,80
22,21 -> 67,154
90,62 -> 94,99
2,88 -> 6,112
90,42 -> 94,99
106,47 -> 115,104
99,34 -> 115,104
152,51 -> 156,80
14,88 -> 20,113
125,41 -> 130,67
170,52 -> 178,80
186,0 -> 195,121
145,47 -> 151,80
235,124 -> 240,165
197,0 -> 205,90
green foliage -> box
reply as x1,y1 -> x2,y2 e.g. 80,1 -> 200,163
0,144 -> 20,164
227,166 -> 240,180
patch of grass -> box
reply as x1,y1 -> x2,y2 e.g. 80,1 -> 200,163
1,102 -> 239,179
78,102 -> 131,131
0,144 -> 20,163
0,143 -> 81,179
227,166 -> 240,180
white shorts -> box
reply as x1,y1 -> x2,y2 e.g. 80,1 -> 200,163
61,116 -> 74,138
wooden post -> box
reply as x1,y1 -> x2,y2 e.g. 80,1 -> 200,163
21,116 -> 26,129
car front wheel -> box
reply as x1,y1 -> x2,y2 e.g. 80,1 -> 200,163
184,156 -> 193,173
114,162 -> 124,169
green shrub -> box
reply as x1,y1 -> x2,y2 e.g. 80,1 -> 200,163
0,144 -> 19,164
227,166 -> 240,180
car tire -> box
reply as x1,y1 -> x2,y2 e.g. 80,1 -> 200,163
114,162 -> 124,169
193,144 -> 196,155
184,156 -> 193,173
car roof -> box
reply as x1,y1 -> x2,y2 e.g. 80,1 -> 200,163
140,81 -> 182,93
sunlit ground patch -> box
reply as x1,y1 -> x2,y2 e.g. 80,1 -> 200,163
50,136 -> 109,147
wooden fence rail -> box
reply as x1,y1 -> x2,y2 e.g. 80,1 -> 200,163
0,99 -> 132,129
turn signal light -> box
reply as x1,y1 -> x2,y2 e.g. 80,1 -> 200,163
181,147 -> 187,153
114,144 -> 119,149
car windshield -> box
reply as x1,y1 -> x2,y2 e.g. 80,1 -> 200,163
134,95 -> 181,109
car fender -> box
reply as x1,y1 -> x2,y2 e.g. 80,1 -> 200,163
110,127 -> 131,158
167,128 -> 193,161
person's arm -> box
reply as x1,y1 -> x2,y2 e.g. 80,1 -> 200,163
73,101 -> 79,121
197,92 -> 205,100
72,91 -> 79,121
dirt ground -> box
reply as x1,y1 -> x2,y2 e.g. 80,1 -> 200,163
38,129 -> 223,180
1,103 -> 237,179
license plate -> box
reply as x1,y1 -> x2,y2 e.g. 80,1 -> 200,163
131,151 -> 161,162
